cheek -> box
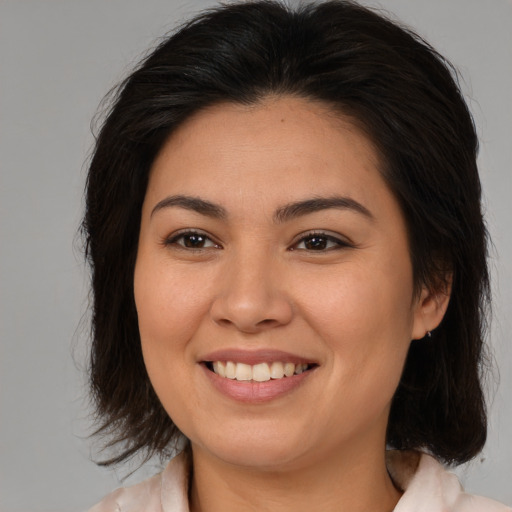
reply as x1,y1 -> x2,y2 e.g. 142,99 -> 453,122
300,268 -> 414,440
300,258 -> 415,394
134,257 -> 210,347
133,259 -> 208,416
302,258 -> 415,338
133,258 -> 210,423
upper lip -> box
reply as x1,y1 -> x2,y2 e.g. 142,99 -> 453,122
200,349 -> 318,366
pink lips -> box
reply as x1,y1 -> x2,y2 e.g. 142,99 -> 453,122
200,349 -> 317,403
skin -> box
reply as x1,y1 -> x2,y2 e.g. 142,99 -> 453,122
134,96 -> 450,512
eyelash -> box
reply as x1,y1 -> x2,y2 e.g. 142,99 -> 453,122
290,231 -> 352,252
164,230 -> 351,252
163,230 -> 221,250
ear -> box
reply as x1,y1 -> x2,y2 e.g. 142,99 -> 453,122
411,276 -> 452,340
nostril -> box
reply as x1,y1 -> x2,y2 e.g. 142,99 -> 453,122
216,319 -> 232,327
255,318 -> 280,328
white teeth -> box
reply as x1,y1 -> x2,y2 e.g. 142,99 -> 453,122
252,363 -> 271,382
284,362 -> 295,377
294,363 -> 308,375
210,361 -> 311,381
270,361 -> 285,379
225,361 -> 236,379
235,362 -> 253,381
212,361 -> 226,378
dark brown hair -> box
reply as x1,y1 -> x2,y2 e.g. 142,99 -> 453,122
83,0 -> 490,466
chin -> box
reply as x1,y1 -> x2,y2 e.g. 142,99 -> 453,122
218,446 -> 304,470
192,428 -> 311,470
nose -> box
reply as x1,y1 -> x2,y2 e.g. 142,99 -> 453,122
210,251 -> 294,334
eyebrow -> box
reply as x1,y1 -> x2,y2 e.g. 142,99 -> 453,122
151,195 -> 227,219
273,196 -> 374,223
150,194 -> 373,222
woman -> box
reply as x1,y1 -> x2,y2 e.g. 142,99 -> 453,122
83,1 -> 510,510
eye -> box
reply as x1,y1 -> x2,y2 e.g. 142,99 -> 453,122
165,230 -> 221,250
291,232 -> 350,251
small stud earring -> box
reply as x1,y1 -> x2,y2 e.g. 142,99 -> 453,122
426,331 -> 432,338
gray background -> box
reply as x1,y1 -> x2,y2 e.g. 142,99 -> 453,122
1,1 -> 511,510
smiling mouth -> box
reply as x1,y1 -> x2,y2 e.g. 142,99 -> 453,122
205,361 -> 316,382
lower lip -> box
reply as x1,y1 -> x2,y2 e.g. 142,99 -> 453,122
201,364 -> 314,403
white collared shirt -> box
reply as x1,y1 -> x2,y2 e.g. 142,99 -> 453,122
88,451 -> 511,512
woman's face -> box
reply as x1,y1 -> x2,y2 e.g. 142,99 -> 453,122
134,96 -> 435,470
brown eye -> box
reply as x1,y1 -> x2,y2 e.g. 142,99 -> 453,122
303,236 -> 329,250
182,233 -> 208,248
292,232 -> 349,251
166,231 -> 220,249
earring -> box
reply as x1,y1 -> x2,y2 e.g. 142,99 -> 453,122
426,331 -> 432,338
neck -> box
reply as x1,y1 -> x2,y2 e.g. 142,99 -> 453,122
188,440 -> 401,512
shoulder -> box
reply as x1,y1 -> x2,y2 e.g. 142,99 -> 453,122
387,451 -> 511,512
87,451 -> 190,512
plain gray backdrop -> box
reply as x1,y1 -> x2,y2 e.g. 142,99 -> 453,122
1,1 -> 511,510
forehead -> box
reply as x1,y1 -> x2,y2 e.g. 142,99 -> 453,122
146,96 -> 389,215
